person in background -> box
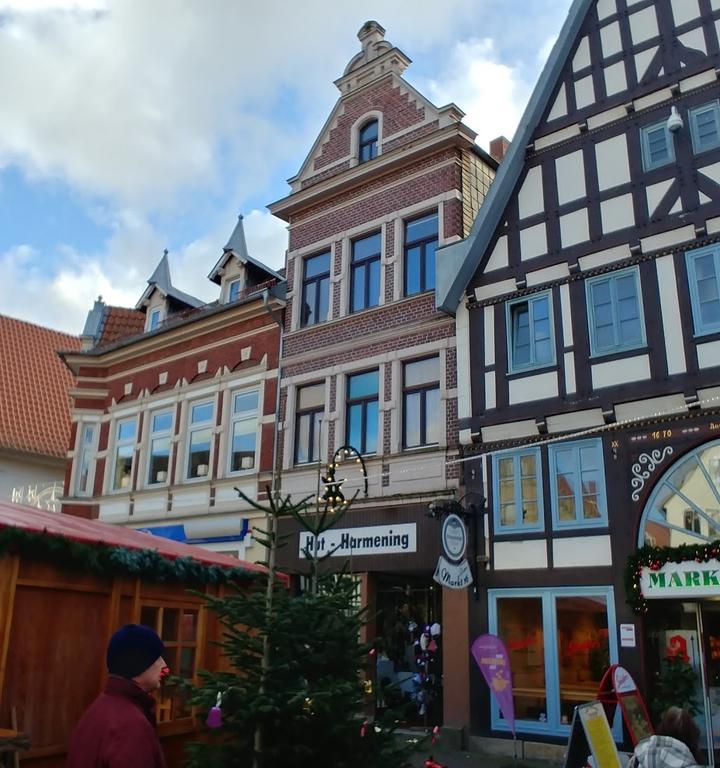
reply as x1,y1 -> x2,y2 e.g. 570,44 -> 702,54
67,624 -> 168,768
629,707 -> 704,768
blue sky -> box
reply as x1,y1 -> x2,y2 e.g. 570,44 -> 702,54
0,0 -> 573,333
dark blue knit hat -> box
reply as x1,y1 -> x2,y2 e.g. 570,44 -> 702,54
107,624 -> 166,679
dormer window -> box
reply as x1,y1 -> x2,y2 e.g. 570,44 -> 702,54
228,279 -> 242,303
358,119 -> 378,163
147,307 -> 162,332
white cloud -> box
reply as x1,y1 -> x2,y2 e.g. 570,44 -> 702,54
417,37 -> 533,153
0,0 -> 481,208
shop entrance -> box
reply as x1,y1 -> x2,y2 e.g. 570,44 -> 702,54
373,574 -> 442,727
646,600 -> 720,766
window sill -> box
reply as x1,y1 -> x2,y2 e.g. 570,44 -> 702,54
506,363 -> 557,378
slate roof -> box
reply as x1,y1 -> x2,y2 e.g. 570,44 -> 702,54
135,250 -> 204,310
0,314 -> 81,459
435,0 -> 590,314
208,215 -> 285,285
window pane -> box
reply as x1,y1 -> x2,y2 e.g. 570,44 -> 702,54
351,262 -> 366,311
83,426 -> 95,444
318,276 -> 329,322
360,120 -> 378,144
234,391 -> 258,414
425,388 -> 440,445
556,596 -> 609,723
191,402 -> 213,424
230,420 -> 256,471
365,401 -> 378,453
425,240 -> 437,291
188,428 -> 211,477
179,647 -> 196,679
511,303 -> 531,366
497,598 -> 546,722
404,392 -> 421,447
153,412 -> 172,433
405,246 -> 421,295
353,232 -> 381,261
367,259 -> 380,308
148,436 -> 170,483
305,252 -> 330,278
406,213 -> 438,243
180,610 -> 198,643
405,357 -> 440,387
347,404 -> 363,449
118,420 -> 136,441
140,606 -> 159,630
162,608 -> 179,641
348,371 -> 378,399
113,445 -> 133,489
298,383 -> 324,410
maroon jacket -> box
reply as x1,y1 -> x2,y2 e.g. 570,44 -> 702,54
67,676 -> 166,768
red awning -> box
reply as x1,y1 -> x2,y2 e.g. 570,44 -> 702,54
0,501 -> 287,584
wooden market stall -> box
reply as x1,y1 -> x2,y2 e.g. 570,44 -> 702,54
0,501 -> 279,767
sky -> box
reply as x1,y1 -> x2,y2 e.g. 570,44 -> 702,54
0,0 -> 574,334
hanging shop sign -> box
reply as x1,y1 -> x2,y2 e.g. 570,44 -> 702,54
640,558 -> 720,599
433,513 -> 472,589
298,523 -> 416,558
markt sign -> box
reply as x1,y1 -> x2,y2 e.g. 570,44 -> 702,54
640,558 -> 720,599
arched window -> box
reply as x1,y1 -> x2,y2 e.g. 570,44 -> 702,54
637,440 -> 720,547
358,119 -> 378,163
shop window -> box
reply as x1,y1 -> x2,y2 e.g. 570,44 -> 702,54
186,400 -> 214,480
140,604 -> 199,722
404,212 -> 438,297
75,423 -> 97,496
640,120 -> 675,171
492,448 -> 544,533
301,251 -> 331,327
350,231 -> 381,313
112,417 -> 136,491
489,587 -> 618,737
228,390 -> 259,473
147,410 -> 173,485
585,267 -> 645,356
506,292 -> 555,373
689,101 -> 720,155
295,383 -> 324,465
549,438 -> 607,529
402,357 -> 440,448
346,370 -> 379,455
686,244 -> 720,337
638,439 -> 720,547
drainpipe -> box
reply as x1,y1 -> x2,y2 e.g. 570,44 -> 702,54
262,287 -> 285,497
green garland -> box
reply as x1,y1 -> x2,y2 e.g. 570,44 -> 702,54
625,539 -> 720,614
0,526 -> 262,586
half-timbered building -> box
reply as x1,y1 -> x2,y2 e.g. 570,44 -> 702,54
437,0 -> 720,755
60,217 -> 285,563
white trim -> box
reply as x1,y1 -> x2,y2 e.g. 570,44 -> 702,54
349,110 -> 384,168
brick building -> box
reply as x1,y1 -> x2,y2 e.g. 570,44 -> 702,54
60,218 -> 285,562
268,21 -> 496,724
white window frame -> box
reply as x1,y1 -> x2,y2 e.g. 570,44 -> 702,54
227,389 -> 260,475
147,307 -> 162,332
689,100 -> 720,155
110,416 -> 137,492
185,399 -> 215,481
145,408 -> 174,486
74,422 -> 98,497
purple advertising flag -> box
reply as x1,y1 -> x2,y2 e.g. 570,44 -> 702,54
471,634 -> 515,736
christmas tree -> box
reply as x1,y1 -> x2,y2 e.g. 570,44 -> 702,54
184,485 -> 418,768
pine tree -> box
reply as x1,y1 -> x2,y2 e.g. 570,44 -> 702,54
184,488 -> 418,768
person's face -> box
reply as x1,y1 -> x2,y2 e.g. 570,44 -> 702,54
132,656 -> 167,693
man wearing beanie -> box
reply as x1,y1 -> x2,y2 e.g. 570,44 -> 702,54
67,624 -> 167,767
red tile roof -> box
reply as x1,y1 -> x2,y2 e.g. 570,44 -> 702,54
0,314 -> 81,459
0,500 -> 278,580
97,306 -> 145,347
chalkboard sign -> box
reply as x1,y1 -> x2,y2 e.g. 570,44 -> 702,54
563,701 -> 621,768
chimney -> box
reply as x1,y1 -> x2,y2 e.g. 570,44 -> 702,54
489,136 -> 510,163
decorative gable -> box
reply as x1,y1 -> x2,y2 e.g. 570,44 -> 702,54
288,21 -> 463,193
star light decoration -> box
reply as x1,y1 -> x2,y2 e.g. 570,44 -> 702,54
625,541 -> 720,614
317,445 -> 369,512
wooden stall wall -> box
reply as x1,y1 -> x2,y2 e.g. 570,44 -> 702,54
0,555 -> 223,767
